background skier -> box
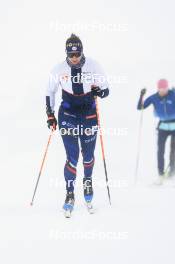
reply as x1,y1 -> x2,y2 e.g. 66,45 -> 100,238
46,34 -> 109,216
137,79 -> 175,184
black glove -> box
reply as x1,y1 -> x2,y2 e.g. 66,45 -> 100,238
140,88 -> 146,97
47,113 -> 57,130
91,86 -> 101,96
91,86 -> 109,98
137,88 -> 146,110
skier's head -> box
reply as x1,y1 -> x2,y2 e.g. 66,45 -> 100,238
157,79 -> 169,96
66,33 -> 83,65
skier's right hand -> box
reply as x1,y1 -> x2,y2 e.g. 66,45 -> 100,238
47,113 -> 57,130
140,88 -> 146,97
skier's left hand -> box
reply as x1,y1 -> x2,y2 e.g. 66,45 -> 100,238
91,86 -> 101,97
91,86 -> 109,99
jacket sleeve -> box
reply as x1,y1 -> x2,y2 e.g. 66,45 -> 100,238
92,60 -> 109,98
137,95 -> 153,110
46,65 -> 61,114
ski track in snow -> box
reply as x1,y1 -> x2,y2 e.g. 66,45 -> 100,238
1,185 -> 175,264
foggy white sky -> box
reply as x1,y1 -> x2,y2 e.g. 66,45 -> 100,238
5,0 -> 175,91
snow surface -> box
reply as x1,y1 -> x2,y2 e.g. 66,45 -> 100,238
2,0 -> 175,263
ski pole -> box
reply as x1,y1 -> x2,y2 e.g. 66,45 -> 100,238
95,97 -> 111,205
134,106 -> 144,185
30,128 -> 54,206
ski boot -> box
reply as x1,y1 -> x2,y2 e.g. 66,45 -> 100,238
63,191 -> 75,218
83,178 -> 94,214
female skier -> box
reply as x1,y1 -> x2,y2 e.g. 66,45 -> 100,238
46,34 -> 109,216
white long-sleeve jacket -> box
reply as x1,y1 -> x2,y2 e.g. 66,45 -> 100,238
46,57 -> 109,113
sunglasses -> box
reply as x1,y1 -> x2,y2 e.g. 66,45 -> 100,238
67,52 -> 82,58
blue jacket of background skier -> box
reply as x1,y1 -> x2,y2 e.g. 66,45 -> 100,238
137,89 -> 175,121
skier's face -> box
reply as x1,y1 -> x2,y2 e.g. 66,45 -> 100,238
70,56 -> 80,64
67,52 -> 82,65
69,56 -> 81,64
158,88 -> 169,97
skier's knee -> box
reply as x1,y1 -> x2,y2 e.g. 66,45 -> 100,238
83,157 -> 95,168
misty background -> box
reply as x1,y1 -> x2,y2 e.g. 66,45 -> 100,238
1,0 -> 175,263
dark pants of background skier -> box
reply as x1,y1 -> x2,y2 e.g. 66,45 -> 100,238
58,106 -> 98,192
157,129 -> 175,175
